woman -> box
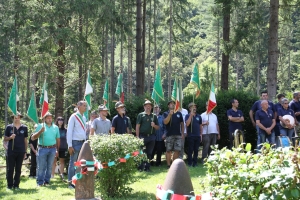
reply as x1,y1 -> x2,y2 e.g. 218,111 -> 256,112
278,98 -> 296,140
51,117 -> 68,181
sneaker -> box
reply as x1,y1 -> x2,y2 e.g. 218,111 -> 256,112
29,175 -> 36,179
37,184 -> 43,187
43,182 -> 50,186
68,184 -> 75,189
13,187 -> 20,190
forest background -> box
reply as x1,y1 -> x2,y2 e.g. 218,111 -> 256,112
0,0 -> 300,134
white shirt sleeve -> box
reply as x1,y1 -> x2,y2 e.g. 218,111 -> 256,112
67,114 -> 75,147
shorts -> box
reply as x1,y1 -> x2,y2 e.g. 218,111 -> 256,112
58,150 -> 67,158
166,135 -> 182,152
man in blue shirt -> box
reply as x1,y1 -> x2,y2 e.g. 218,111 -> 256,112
289,92 -> 300,124
185,103 -> 202,167
111,102 -> 129,134
274,94 -> 285,136
227,99 -> 244,149
163,100 -> 184,168
255,100 -> 276,149
278,98 -> 297,140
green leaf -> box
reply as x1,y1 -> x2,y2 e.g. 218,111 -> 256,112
291,189 -> 300,198
245,143 -> 251,152
265,143 -> 270,149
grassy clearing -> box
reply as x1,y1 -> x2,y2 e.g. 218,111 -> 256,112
0,156 -> 207,200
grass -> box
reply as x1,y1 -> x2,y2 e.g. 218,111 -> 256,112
0,156 -> 207,200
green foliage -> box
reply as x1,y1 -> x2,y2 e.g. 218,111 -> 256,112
90,134 -> 144,198
205,145 -> 300,199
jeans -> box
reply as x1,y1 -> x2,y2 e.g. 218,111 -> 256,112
279,127 -> 294,141
274,122 -> 281,136
37,147 -> 56,185
258,130 -> 275,149
7,152 -> 24,188
68,140 -> 84,182
187,137 -> 201,166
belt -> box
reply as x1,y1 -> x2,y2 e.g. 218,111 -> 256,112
38,144 -> 56,148
73,140 -> 85,142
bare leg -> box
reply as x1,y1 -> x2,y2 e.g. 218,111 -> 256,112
59,158 -> 65,175
51,157 -> 57,178
173,151 -> 179,160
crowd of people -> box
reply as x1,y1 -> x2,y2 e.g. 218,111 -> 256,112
3,90 -> 300,190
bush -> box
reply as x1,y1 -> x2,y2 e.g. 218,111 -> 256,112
90,134 -> 144,198
204,144 -> 300,199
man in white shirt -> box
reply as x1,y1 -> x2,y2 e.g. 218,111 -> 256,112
200,103 -> 220,163
67,101 -> 87,189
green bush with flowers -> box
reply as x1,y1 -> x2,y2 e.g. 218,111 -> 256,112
90,134 -> 144,198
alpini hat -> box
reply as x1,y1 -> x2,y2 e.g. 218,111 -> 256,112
188,102 -> 196,109
98,104 -> 109,111
144,100 -> 153,106
115,101 -> 125,109
43,112 -> 53,118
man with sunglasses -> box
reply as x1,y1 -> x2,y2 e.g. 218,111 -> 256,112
111,101 -> 129,134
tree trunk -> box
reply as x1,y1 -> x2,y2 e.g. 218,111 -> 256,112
110,28 -> 115,99
256,54 -> 261,96
168,0 -> 173,98
221,1 -> 230,90
147,0 -> 152,93
267,0 -> 279,100
26,66 -> 30,111
55,37 -> 65,117
136,0 -> 143,95
127,0 -> 133,95
142,0 -> 146,92
78,16 -> 83,101
153,0 -> 157,76
5,66 -> 8,127
217,18 -> 220,89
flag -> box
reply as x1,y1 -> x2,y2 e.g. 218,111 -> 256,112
8,75 -> 18,115
27,91 -> 38,124
190,63 -> 201,98
151,65 -> 164,104
207,81 -> 217,114
40,79 -> 49,118
103,79 -> 110,114
171,78 -> 180,112
115,73 -> 124,103
84,70 -> 93,119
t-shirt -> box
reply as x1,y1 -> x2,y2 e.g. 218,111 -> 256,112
227,108 -> 243,133
289,100 -> 300,122
111,114 -> 129,134
255,109 -> 274,133
59,128 -> 68,151
92,117 -> 111,134
35,123 -> 60,146
180,108 -> 188,134
163,111 -> 183,136
200,112 -> 219,134
185,114 -> 202,137
274,102 -> 283,122
136,112 -> 158,139
251,100 -> 275,113
5,124 -> 28,154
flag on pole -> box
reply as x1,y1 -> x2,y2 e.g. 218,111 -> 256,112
8,75 -> 19,116
190,63 -> 201,98
151,65 -> 164,104
103,79 -> 110,114
115,73 -> 124,103
84,70 -> 93,119
171,78 -> 180,112
27,91 -> 39,124
206,81 -> 217,114
40,79 -> 49,118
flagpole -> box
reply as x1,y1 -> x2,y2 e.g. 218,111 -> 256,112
150,99 -> 156,135
12,69 -> 18,150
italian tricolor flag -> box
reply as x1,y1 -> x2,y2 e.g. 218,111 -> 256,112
40,79 -> 49,118
171,78 -> 181,113
84,70 -> 93,119
206,81 -> 217,114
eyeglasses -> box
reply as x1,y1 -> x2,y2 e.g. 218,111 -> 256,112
58,119 -> 64,121
283,103 -> 289,104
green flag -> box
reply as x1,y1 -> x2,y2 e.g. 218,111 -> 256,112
151,65 -> 164,104
8,75 -> 18,115
84,70 -> 93,119
115,73 -> 124,102
171,78 -> 178,101
190,63 -> 201,98
103,79 -> 110,114
27,91 -> 38,124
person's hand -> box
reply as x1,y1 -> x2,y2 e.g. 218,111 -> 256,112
68,147 -> 74,155
55,150 -> 58,157
190,112 -> 195,117
266,128 -> 272,135
169,110 -> 174,115
217,134 -> 220,140
10,134 -> 16,140
162,134 -> 166,140
40,126 -> 45,133
204,121 -> 209,126
151,122 -> 155,127
252,121 -> 256,127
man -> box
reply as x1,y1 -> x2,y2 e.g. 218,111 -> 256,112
29,125 -> 38,178
85,110 -> 98,138
255,100 -> 276,149
31,112 -> 60,187
227,99 -> 244,149
90,105 -> 111,135
179,106 -> 188,159
111,101 -> 129,134
289,92 -> 300,124
278,98 -> 296,140
67,100 -> 87,189
4,112 -> 28,190
163,100 -> 184,168
200,103 -> 220,163
274,94 -> 285,136
136,100 -> 159,171
151,105 -> 165,166
185,103 -> 202,167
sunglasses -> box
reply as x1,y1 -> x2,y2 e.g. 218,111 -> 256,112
58,119 -> 64,121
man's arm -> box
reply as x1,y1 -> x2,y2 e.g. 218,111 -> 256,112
31,126 -> 45,141
228,116 -> 244,122
163,111 -> 173,125
186,114 -> 194,126
111,127 -> 115,134
56,138 -> 60,150
90,128 -> 95,135
67,116 -> 74,147
24,138 -> 28,153
180,122 -> 184,138
256,120 -> 266,131
135,124 -> 140,138
249,110 -> 255,126
216,123 -> 220,140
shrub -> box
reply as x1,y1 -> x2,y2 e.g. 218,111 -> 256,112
204,144 -> 300,199
90,134 -> 144,198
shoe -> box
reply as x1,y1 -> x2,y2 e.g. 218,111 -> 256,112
37,184 -> 43,187
6,187 -> 13,190
29,175 -> 36,179
59,174 -> 65,182
144,168 -> 152,172
13,187 -> 20,190
188,164 -> 192,167
68,184 -> 75,189
43,182 -> 50,186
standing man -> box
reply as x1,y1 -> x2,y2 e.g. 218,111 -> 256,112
136,100 -> 159,171
274,94 -> 285,136
289,92 -> 300,124
278,98 -> 296,140
201,103 -> 220,163
4,112 -> 28,190
179,106 -> 188,159
151,104 -> 165,166
111,101 -> 129,134
163,100 -> 184,168
227,99 -> 244,149
85,110 -> 98,139
185,103 -> 202,167
67,100 -> 87,189
255,100 -> 276,149
90,105 -> 111,135
31,112 -> 60,187
28,125 -> 38,178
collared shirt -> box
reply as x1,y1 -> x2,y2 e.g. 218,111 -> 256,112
111,114 -> 129,134
5,124 -> 28,153
289,100 -> 300,121
155,114 -> 165,141
185,114 -> 202,137
136,112 -> 158,138
251,100 -> 275,113
274,102 -> 283,122
255,109 -> 274,133
227,108 -> 243,133
163,111 -> 183,136
36,123 -> 60,146
91,117 -> 111,134
67,111 -> 87,147
200,112 -> 218,134
180,108 -> 188,134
